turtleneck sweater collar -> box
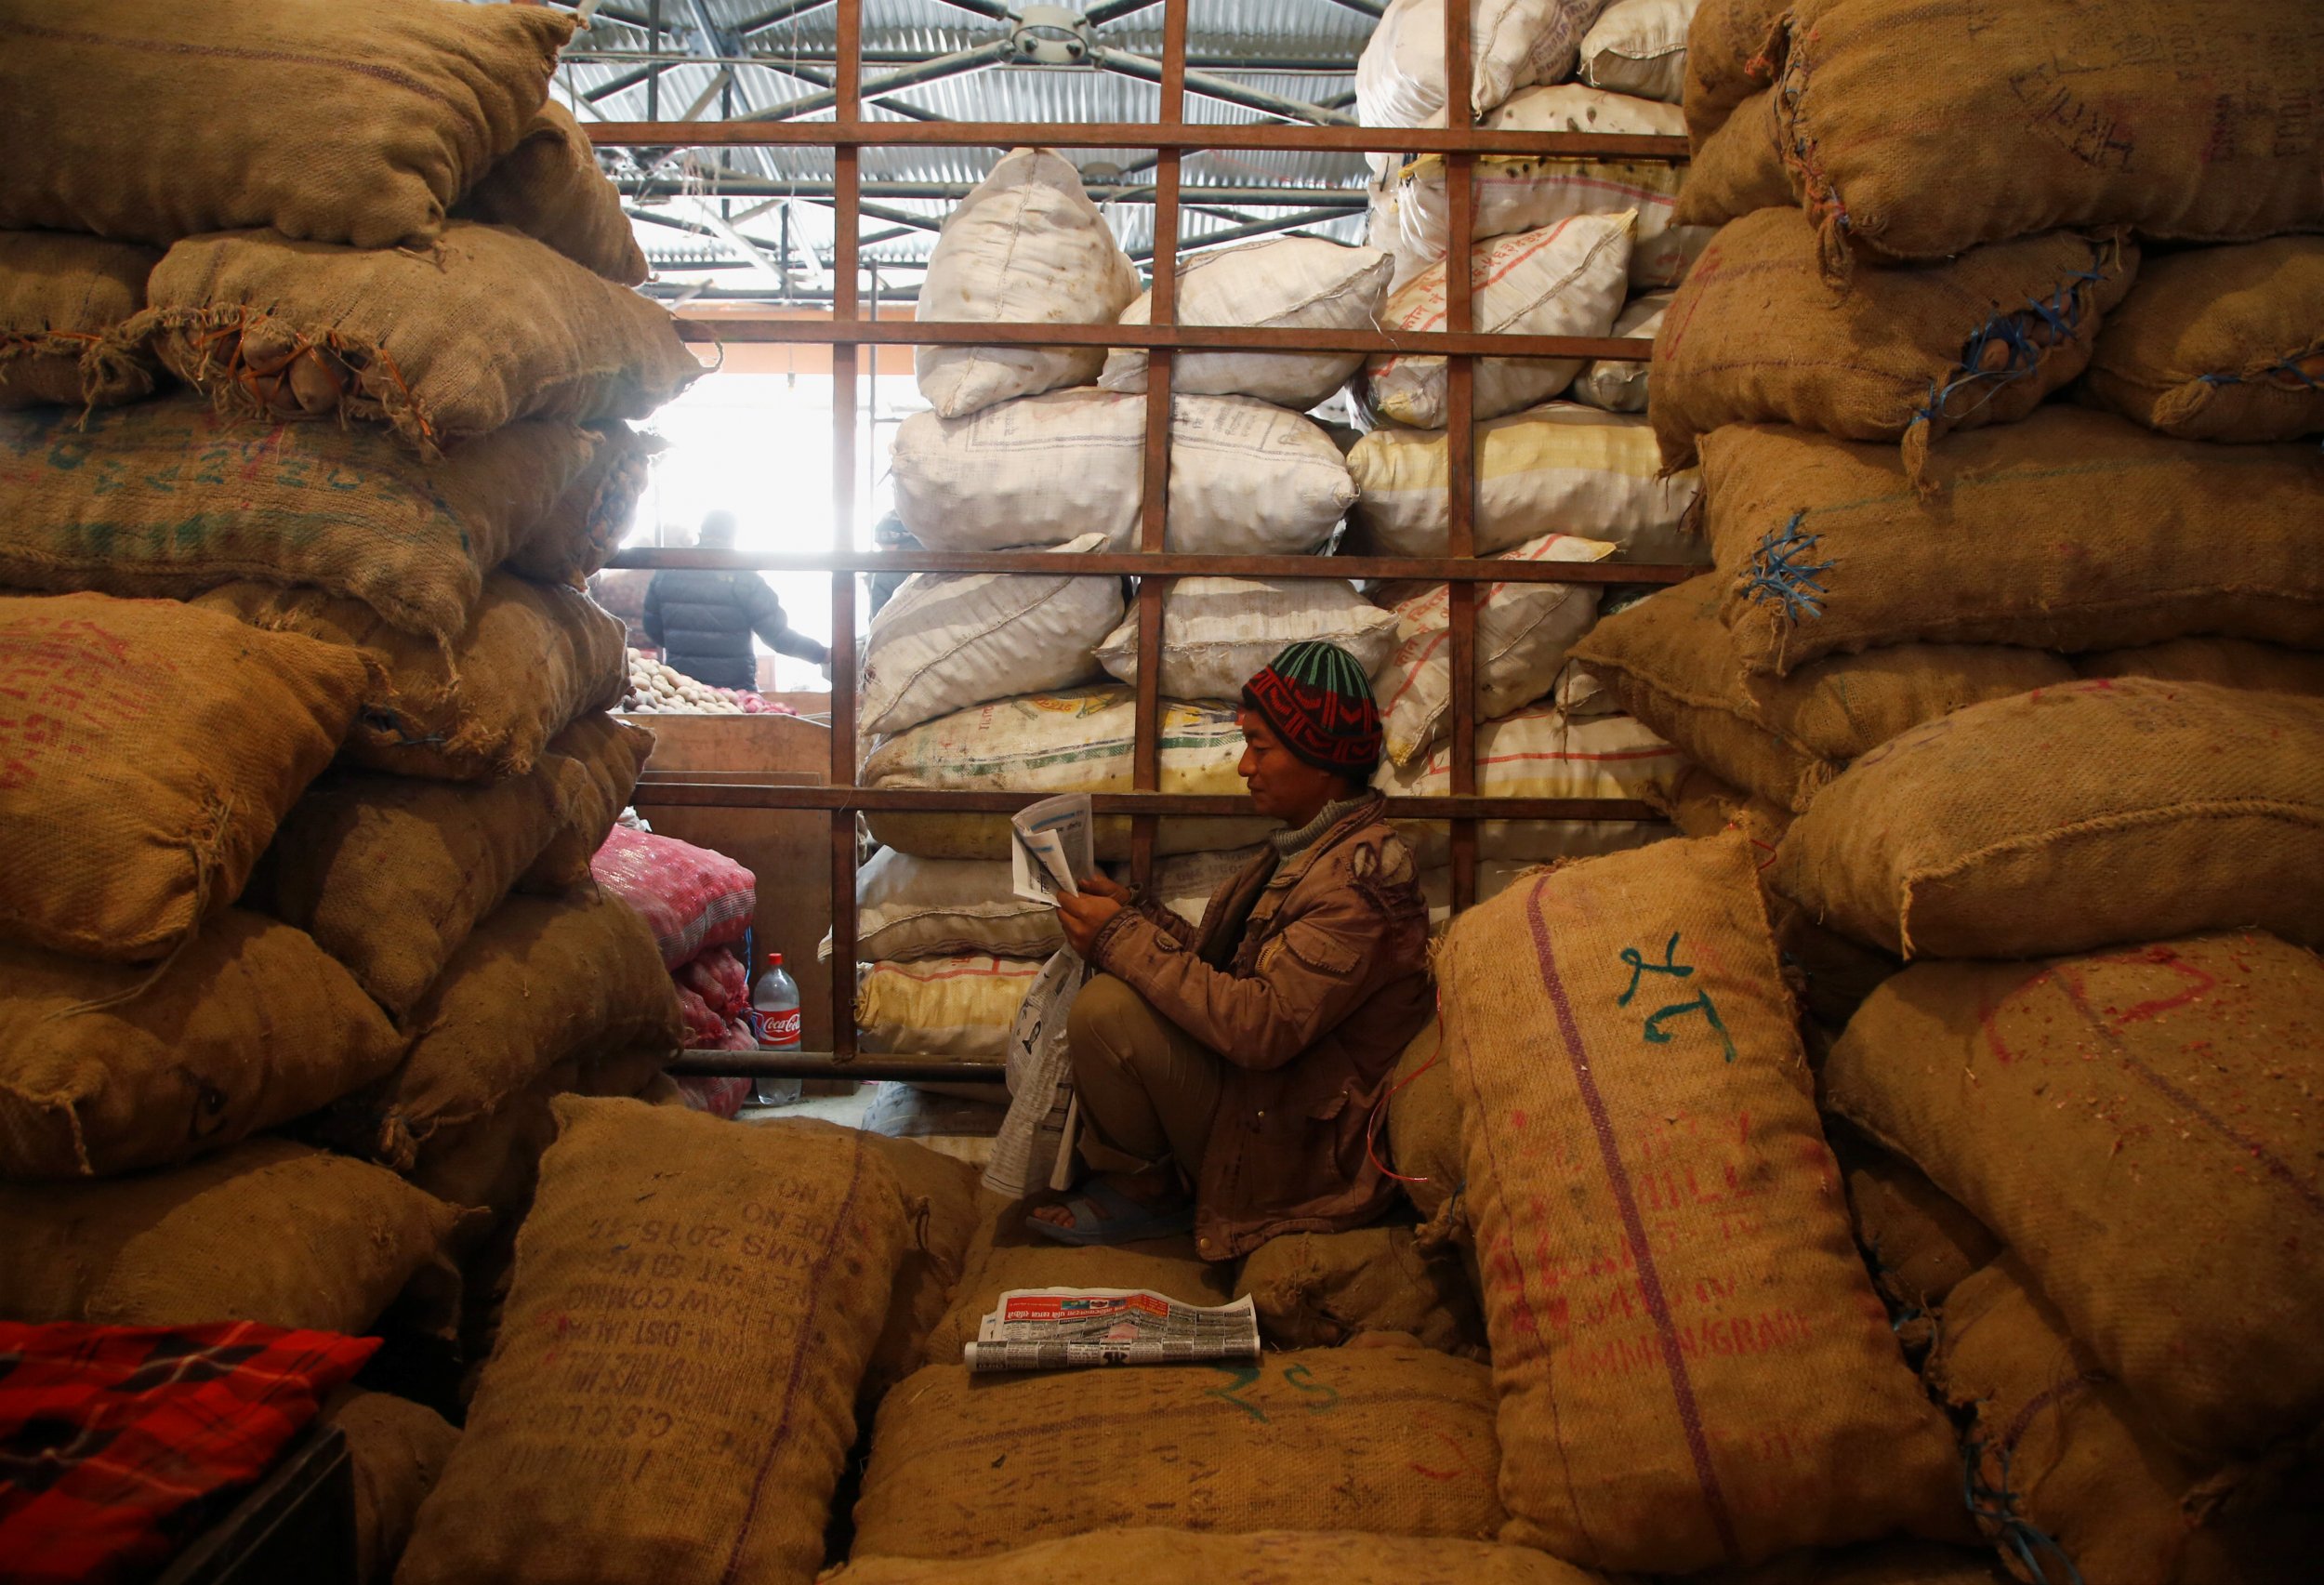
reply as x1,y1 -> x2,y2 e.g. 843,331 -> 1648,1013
1267,793 -> 1372,860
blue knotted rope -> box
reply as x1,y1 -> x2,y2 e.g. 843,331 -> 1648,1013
1736,513 -> 1833,625
1962,1433 -> 2088,1585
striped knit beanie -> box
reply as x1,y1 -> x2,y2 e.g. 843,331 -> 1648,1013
1240,640 -> 1383,778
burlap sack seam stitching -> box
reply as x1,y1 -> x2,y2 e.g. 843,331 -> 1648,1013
718,1128 -> 877,1579
1893,798 -> 2324,957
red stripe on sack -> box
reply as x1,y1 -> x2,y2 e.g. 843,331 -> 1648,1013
2052,964 -> 2324,1222
1521,873 -> 1742,1563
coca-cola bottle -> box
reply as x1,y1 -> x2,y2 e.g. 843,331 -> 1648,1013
747,951 -> 802,1106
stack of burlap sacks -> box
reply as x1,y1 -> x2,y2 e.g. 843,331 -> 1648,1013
1509,2 -> 2324,1578
0,2 -> 706,1576
853,132 -> 1705,1060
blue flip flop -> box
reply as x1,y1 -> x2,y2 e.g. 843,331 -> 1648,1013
1024,1178 -> 1194,1246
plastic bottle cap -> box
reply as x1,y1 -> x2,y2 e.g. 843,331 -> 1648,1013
767,951 -> 784,968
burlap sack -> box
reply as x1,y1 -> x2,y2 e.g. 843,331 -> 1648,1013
0,1139 -> 465,1334
826,1529 -> 1607,1585
399,1101 -> 907,1585
1653,210 -> 2136,476
0,592 -> 369,963
321,1391 -> 459,1585
844,1129 -> 984,1402
1772,680 -> 2324,959
406,1045 -> 669,1239
0,0 -> 568,249
521,712 -> 655,890
2076,637 -> 2324,698
1436,833 -> 1961,1569
1824,931 -> 2324,1459
0,913 -> 403,1180
1830,1130 -> 1998,1318
1777,0 -> 2324,281
501,421 -> 665,588
1671,88 -> 1792,229
197,574 -> 627,783
1701,412 -> 2324,678
853,1344 -> 1505,1558
1681,0 -> 1789,141
0,398 -> 597,642
1929,1260 -> 2322,1585
920,1201 -> 1235,1367
257,764 -> 575,1019
331,892 -> 680,1169
1574,576 -> 2076,811
2082,237 -> 2324,443
1235,1224 -> 1485,1355
452,102 -> 648,287
1388,1019 -> 1463,1222
0,231 -> 163,407
146,223 -> 697,454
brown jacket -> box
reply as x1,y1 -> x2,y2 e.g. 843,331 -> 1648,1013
1087,794 -> 1433,1260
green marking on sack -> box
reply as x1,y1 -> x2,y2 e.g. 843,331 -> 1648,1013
1617,932 -> 1737,1063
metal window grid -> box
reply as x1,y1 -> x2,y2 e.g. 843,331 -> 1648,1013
579,0 -> 1692,1073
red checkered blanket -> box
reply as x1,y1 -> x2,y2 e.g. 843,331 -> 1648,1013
0,1320 -> 377,1585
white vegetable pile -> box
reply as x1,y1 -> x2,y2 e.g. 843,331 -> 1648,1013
618,649 -> 780,714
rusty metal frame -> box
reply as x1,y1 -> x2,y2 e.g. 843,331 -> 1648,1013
586,0 -> 1689,1069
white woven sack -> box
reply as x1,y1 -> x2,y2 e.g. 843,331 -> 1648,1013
915,149 -> 1140,419
1372,530 -> 1616,766
1578,0 -> 1698,102
1357,0 -> 1617,127
1368,184 -> 1435,295
826,849 -> 1063,963
859,533 -> 1121,738
1378,702 -> 1684,858
1569,291 -> 1668,411
1093,577 -> 1405,703
860,684 -> 1276,862
1101,238 -> 1394,409
1362,212 -> 1634,428
891,389 -> 1356,553
855,954 -> 1041,1058
1397,151 -> 1703,291
1347,401 -> 1701,561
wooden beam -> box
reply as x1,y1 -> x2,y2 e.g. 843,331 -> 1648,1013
630,781 -> 1674,822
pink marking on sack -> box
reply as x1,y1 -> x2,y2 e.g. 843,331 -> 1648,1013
1520,874 -> 1742,1563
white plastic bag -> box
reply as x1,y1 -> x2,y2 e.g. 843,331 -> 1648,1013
891,389 -> 1356,553
985,946 -> 1089,1199
916,149 -> 1140,418
1378,702 -> 1685,859
859,533 -> 1121,737
822,849 -> 1066,963
1093,577 -> 1405,703
1361,212 -> 1634,427
1101,238 -> 1393,410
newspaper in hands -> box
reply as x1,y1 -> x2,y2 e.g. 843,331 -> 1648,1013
963,1287 -> 1261,1372
1010,791 -> 1093,905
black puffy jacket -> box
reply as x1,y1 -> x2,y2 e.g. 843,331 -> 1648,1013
642,569 -> 827,691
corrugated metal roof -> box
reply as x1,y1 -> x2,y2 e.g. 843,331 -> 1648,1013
518,0 -> 1377,299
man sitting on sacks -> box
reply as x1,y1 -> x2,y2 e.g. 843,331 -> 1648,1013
1030,641 -> 1433,1259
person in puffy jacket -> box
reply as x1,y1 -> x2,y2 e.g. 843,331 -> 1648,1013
642,511 -> 830,690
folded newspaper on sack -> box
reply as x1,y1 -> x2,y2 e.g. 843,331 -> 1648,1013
963,1288 -> 1262,1372
1010,791 -> 1093,905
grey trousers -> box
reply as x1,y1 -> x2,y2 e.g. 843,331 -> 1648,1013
1067,973 -> 1224,1182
